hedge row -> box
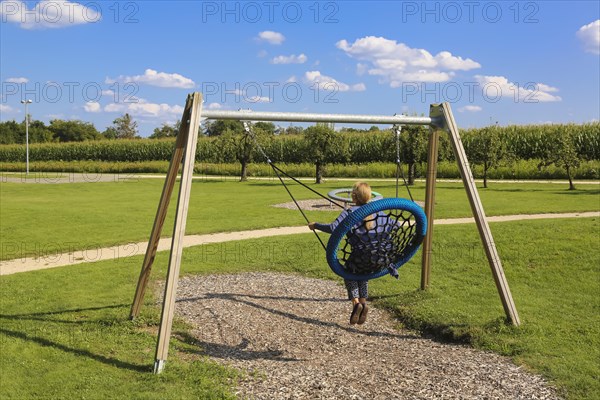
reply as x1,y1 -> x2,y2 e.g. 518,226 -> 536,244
2,159 -> 598,180
0,123 -> 598,163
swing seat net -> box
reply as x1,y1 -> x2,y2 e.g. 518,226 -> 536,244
326,198 -> 427,281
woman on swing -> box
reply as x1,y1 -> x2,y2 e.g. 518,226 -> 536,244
308,181 -> 382,325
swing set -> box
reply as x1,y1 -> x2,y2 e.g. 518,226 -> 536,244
129,92 -> 520,374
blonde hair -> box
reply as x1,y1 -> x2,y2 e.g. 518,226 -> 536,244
352,182 -> 375,229
352,182 -> 371,205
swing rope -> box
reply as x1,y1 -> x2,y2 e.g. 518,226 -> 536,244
241,118 -> 427,281
393,123 -> 414,202
242,120 -> 346,250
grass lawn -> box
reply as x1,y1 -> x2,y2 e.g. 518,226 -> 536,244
0,177 -> 599,399
1,178 -> 599,260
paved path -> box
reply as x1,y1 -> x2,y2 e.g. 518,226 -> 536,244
1,211 -> 598,276
2,172 -> 599,185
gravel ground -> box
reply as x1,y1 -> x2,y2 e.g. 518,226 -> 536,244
173,273 -> 560,400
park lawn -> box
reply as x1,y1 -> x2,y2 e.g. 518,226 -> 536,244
1,178 -> 599,261
0,217 -> 598,399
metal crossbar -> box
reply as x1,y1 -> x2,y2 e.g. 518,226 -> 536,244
201,109 -> 436,126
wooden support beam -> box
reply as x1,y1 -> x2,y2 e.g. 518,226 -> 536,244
129,94 -> 197,320
153,93 -> 203,373
436,102 -> 521,326
420,110 -> 440,290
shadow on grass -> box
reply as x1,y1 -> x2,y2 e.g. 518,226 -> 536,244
0,304 -> 129,324
0,327 -> 150,372
0,303 -> 150,373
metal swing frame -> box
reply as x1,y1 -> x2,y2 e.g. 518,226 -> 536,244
129,92 -> 520,374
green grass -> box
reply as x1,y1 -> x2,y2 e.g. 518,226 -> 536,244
1,178 -> 599,399
1,178 -> 599,261
0,253 -> 239,399
370,219 -> 600,400
0,218 -> 598,399
2,159 -> 599,179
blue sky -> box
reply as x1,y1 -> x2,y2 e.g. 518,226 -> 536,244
1,1 -> 599,136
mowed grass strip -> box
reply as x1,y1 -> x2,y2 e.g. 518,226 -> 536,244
1,178 -> 599,261
0,217 -> 597,399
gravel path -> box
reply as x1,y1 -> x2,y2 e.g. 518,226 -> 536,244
174,273 -> 560,400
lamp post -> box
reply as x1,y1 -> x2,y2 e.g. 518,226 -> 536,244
21,99 -> 32,175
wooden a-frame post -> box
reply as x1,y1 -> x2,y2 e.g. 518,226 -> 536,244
421,102 -> 520,326
131,95 -> 519,375
129,92 -> 203,373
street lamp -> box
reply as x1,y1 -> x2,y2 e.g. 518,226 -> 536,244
20,99 -> 32,175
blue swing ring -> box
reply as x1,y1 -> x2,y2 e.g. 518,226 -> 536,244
326,198 -> 428,281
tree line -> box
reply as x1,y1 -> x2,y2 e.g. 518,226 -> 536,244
1,115 -> 598,189
0,114 -> 143,143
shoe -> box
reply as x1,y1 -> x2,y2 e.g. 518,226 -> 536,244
358,303 -> 368,325
350,303 -> 363,325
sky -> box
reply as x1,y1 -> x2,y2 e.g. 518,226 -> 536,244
1,0 -> 599,136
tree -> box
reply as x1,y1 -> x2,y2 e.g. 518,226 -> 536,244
283,125 -> 303,135
150,120 -> 181,139
532,125 -> 582,190
0,120 -> 22,144
254,121 -> 276,135
304,124 -> 348,184
102,127 -> 119,140
541,126 -> 581,190
109,113 -> 139,139
27,119 -> 54,143
397,125 -> 428,185
205,119 -> 242,136
48,119 -> 101,142
466,125 -> 505,188
214,120 -> 268,181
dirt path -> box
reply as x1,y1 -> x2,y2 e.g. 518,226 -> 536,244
1,211 -> 598,276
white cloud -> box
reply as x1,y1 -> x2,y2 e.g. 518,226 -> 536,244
304,71 -> 366,92
336,36 -> 481,86
536,83 -> 559,93
356,63 -> 369,76
286,76 -> 297,83
474,75 -> 562,102
577,20 -> 600,54
246,96 -> 270,103
104,103 -> 123,113
206,102 -> 222,110
458,105 -> 482,113
225,89 -> 272,103
271,54 -> 308,64
0,0 -> 101,30
84,101 -> 101,113
257,31 -> 285,45
103,99 -> 185,118
5,77 -> 28,83
0,104 -> 17,113
106,69 -> 195,89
